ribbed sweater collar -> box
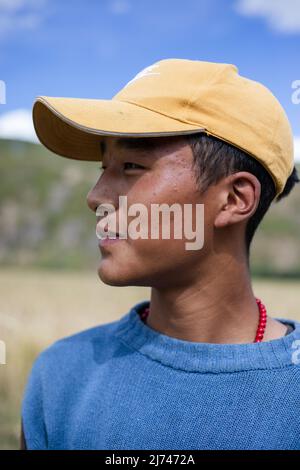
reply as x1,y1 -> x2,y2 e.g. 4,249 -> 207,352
114,299 -> 300,374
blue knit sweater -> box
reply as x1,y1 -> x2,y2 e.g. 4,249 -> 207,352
21,299 -> 300,450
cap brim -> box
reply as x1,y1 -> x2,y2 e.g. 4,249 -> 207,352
33,96 -> 205,161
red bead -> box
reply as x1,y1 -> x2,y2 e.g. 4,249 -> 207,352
254,297 -> 267,342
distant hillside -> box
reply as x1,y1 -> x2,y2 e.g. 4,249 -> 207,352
0,139 -> 97,269
0,138 -> 300,276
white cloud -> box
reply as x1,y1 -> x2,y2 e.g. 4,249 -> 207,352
0,0 -> 46,40
0,109 -> 38,143
235,0 -> 300,33
109,0 -> 131,15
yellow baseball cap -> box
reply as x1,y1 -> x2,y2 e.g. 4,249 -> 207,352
32,58 -> 294,197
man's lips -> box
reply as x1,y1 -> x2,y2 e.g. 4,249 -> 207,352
96,227 -> 127,243
98,229 -> 129,238
95,216 -> 128,243
96,222 -> 122,239
102,231 -> 120,238
98,232 -> 125,248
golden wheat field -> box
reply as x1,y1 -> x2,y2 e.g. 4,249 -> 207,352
0,267 -> 299,449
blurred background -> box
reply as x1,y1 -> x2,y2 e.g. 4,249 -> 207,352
0,0 -> 300,449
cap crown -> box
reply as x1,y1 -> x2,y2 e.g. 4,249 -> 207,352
114,58 -> 294,196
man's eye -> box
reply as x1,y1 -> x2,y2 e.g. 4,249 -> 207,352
124,162 -> 144,170
98,163 -> 144,172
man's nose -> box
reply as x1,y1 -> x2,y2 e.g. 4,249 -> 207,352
86,183 -> 116,214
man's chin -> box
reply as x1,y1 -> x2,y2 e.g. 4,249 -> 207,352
97,261 -> 151,287
97,264 -> 131,287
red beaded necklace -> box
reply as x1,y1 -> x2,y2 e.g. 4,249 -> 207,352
139,297 -> 268,343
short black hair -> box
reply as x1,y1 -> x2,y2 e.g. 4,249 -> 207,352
186,132 -> 300,258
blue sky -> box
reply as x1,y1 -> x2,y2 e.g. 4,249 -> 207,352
0,0 -> 299,158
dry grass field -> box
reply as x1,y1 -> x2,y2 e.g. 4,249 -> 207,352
0,267 -> 299,449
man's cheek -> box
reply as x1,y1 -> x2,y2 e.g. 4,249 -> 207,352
130,237 -> 187,260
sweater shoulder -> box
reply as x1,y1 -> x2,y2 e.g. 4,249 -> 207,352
32,313 -> 127,371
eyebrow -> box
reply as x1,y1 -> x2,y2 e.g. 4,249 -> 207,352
100,137 -> 163,157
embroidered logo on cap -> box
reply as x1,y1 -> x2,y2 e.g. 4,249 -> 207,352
124,64 -> 160,88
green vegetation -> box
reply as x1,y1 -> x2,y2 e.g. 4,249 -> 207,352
0,139 -> 98,269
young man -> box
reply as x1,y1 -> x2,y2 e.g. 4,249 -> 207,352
21,59 -> 300,450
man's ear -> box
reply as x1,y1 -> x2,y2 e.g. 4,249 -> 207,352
214,172 -> 261,229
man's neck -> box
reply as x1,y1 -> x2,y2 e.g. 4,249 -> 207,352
147,262 -> 287,344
